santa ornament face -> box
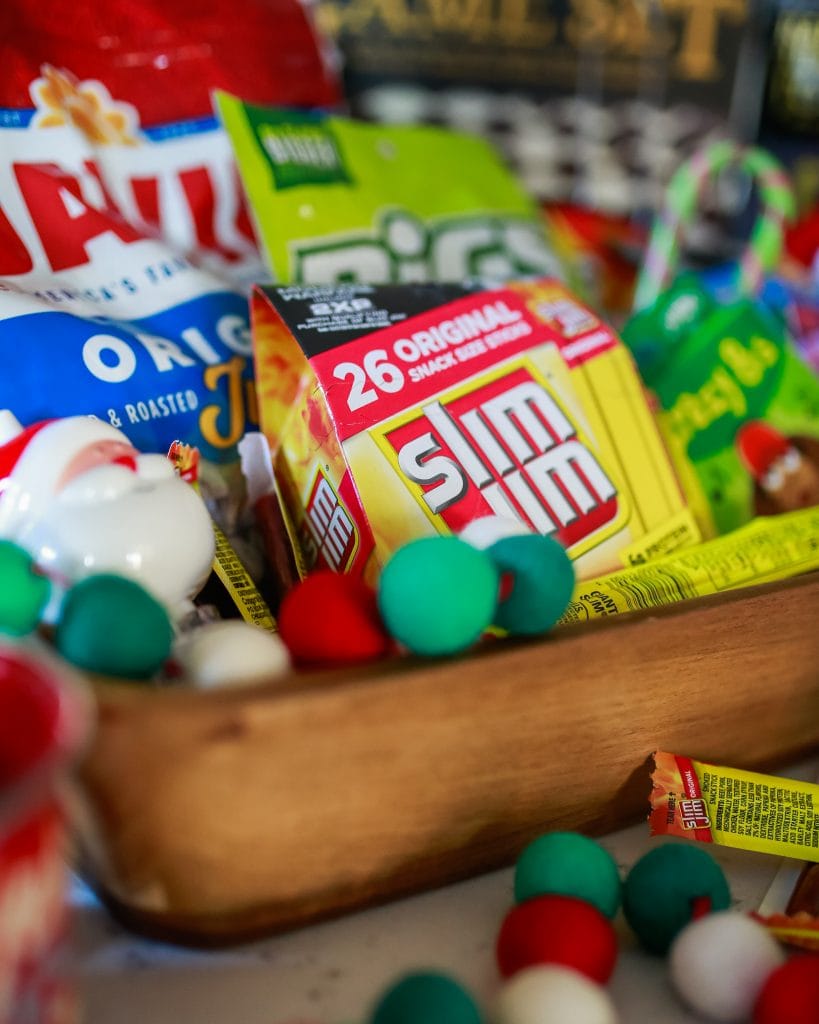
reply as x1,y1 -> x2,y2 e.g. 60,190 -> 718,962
736,420 -> 819,515
0,412 -> 215,614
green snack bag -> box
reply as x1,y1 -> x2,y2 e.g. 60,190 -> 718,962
623,274 -> 819,538
215,92 -> 562,285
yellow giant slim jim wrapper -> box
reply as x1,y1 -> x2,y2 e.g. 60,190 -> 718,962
560,505 -> 819,624
251,279 -> 697,582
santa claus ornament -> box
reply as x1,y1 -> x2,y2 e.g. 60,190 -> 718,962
0,411 -> 289,684
0,411 -> 215,612
736,420 -> 819,516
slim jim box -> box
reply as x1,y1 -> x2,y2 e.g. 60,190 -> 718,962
250,277 -> 698,583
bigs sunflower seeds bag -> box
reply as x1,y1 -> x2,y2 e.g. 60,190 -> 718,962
216,93 -> 563,286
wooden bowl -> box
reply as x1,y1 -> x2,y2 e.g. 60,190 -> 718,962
73,574 -> 819,946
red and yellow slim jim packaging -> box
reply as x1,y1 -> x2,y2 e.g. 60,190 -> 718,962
252,278 -> 698,583
650,750 -> 819,862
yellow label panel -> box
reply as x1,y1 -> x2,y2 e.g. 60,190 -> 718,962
212,524 -> 278,633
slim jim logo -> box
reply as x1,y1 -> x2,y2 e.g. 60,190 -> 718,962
304,468 -> 358,571
378,364 -> 621,549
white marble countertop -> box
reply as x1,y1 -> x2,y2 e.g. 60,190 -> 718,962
70,758 -> 819,1024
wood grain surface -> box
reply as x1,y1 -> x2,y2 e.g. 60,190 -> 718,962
75,574 -> 819,946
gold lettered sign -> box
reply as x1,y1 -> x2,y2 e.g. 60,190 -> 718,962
316,0 -> 750,97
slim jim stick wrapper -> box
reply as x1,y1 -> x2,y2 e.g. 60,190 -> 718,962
649,751 -> 819,862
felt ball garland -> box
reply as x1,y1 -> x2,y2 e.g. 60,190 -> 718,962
278,569 -> 392,666
370,971 -> 482,1024
492,833 -> 621,1021
279,521 -> 576,666
377,537 -> 500,657
0,538 -> 174,679
365,833 -> 817,1024
668,911 -> 786,1022
0,540 -> 51,636
622,842 -> 732,954
458,515 -> 532,550
56,574 -> 174,679
514,831 -> 622,918
753,956 -> 819,1024
496,894 -> 618,983
487,534 -> 575,637
494,966 -> 618,1024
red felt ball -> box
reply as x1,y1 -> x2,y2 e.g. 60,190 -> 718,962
496,894 -> 618,984
278,571 -> 392,666
753,956 -> 819,1024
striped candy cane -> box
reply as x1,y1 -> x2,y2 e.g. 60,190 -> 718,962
634,140 -> 796,313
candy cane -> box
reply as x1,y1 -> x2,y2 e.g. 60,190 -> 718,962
736,147 -> 795,297
634,140 -> 796,312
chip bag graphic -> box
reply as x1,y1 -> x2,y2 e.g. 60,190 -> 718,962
252,278 -> 698,582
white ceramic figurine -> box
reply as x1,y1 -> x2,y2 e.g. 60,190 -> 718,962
0,411 -> 289,686
0,410 -> 215,618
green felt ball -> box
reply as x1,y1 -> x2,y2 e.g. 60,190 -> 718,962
515,831 -> 622,918
487,534 -> 574,635
623,843 -> 731,955
56,574 -> 173,679
371,972 -> 482,1024
378,537 -> 498,657
0,540 -> 51,636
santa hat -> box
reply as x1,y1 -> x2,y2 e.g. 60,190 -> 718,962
0,412 -> 132,536
736,421 -> 791,481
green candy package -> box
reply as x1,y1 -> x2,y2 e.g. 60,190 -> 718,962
623,275 -> 819,538
215,92 -> 562,285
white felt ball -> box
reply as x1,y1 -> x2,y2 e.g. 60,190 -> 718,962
669,911 -> 785,1022
174,620 -> 291,689
459,515 -> 532,550
493,965 -> 619,1024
